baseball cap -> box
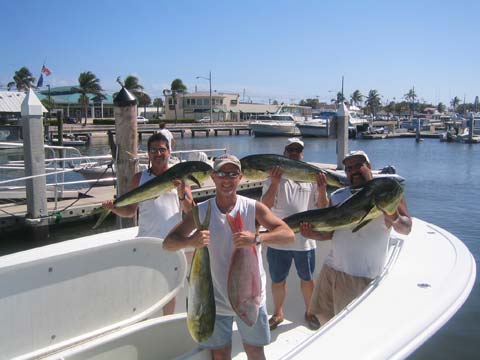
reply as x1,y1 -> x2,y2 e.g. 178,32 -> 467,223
213,154 -> 242,171
285,137 -> 304,149
342,150 -> 370,164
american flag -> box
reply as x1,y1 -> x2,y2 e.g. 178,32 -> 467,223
41,65 -> 52,76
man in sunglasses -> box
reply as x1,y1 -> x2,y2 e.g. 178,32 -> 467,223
102,133 -> 193,315
164,154 -> 295,360
261,138 -> 329,331
300,150 -> 412,327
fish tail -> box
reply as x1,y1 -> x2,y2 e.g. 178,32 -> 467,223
92,209 -> 111,229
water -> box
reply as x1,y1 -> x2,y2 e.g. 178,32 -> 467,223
1,135 -> 479,358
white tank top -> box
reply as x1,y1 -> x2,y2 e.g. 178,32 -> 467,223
137,169 -> 182,238
325,187 -> 391,279
262,178 -> 317,251
197,195 -> 267,316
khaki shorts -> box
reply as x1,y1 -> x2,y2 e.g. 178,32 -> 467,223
309,265 -> 372,324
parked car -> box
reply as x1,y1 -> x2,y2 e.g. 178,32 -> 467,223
136,116 -> 148,124
197,116 -> 210,123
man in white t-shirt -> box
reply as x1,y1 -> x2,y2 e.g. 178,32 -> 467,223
262,138 -> 329,331
102,133 -> 192,315
300,150 -> 412,326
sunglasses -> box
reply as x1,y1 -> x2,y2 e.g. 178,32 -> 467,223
149,147 -> 168,154
286,147 -> 303,153
345,162 -> 366,172
215,171 -> 241,178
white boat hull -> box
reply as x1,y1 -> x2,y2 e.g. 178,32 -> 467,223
297,121 -> 329,137
250,121 -> 301,137
1,219 -> 475,360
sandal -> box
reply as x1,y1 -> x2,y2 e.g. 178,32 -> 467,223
305,312 -> 321,330
268,315 -> 284,330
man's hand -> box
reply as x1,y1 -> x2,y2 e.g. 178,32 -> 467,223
269,166 -> 283,186
232,231 -> 256,248
189,229 -> 210,248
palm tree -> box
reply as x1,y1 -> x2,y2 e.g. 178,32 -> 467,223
450,96 -> 461,113
8,67 -> 36,91
76,71 -> 105,126
137,92 -> 152,119
350,90 -> 363,106
170,79 -> 187,122
124,75 -> 144,97
404,88 -> 417,118
153,97 -> 164,118
365,90 -> 382,118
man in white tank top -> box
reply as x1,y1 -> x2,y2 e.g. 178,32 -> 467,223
102,133 -> 193,315
261,138 -> 329,331
164,154 -> 295,360
300,150 -> 412,327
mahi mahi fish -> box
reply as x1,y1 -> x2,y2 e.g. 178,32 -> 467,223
240,154 -> 344,188
282,177 -> 404,233
187,202 -> 216,343
226,212 -> 262,327
93,161 -> 212,229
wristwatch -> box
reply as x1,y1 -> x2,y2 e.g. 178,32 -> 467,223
254,234 -> 262,246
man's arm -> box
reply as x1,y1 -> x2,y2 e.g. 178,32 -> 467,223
254,201 -> 295,245
384,197 -> 412,235
315,172 -> 329,208
101,172 -> 141,218
260,167 -> 282,209
163,211 -> 210,251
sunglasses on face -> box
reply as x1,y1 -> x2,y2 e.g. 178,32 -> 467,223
345,162 -> 366,172
215,171 -> 241,179
285,147 -> 303,153
149,147 -> 168,154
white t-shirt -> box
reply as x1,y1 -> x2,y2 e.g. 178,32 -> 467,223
197,195 -> 267,316
157,129 -> 174,150
262,178 -> 318,251
137,169 -> 182,238
324,187 -> 391,279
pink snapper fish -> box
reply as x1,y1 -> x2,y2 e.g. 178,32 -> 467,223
226,212 -> 262,326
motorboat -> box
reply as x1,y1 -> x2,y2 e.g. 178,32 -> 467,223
250,105 -> 312,137
297,118 -> 329,138
0,215 -> 475,359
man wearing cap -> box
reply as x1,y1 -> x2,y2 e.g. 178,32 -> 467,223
300,150 -> 412,326
164,154 -> 295,359
261,138 -> 329,331
102,133 -> 193,315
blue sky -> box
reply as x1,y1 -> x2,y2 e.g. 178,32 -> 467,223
2,0 -> 479,106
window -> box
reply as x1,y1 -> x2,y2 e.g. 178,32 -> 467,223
230,100 -> 237,105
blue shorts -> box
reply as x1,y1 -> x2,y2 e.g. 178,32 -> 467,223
267,247 -> 315,283
199,305 -> 270,349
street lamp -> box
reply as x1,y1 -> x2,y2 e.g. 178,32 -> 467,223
196,71 -> 212,124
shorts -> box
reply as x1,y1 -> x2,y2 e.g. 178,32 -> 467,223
199,304 -> 270,349
309,264 -> 372,322
267,247 -> 315,283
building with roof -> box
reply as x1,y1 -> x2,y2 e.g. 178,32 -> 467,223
165,91 -> 280,122
0,91 -> 47,121
36,86 -> 114,120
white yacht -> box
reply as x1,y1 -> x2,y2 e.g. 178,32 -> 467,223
0,217 -> 475,360
250,105 -> 312,137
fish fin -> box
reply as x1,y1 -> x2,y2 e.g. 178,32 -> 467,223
226,214 -> 236,233
192,205 -> 201,229
92,209 -> 111,229
234,212 -> 245,232
352,219 -> 372,233
187,174 -> 201,188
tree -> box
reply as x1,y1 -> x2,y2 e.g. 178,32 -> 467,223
170,79 -> 187,122
350,90 -> 363,106
437,102 -> 446,113
299,98 -> 320,108
8,67 -> 36,91
76,71 -> 105,126
365,90 -> 382,117
137,92 -> 152,118
450,96 -> 461,113
404,88 -> 417,117
153,97 -> 164,117
124,75 -> 144,97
